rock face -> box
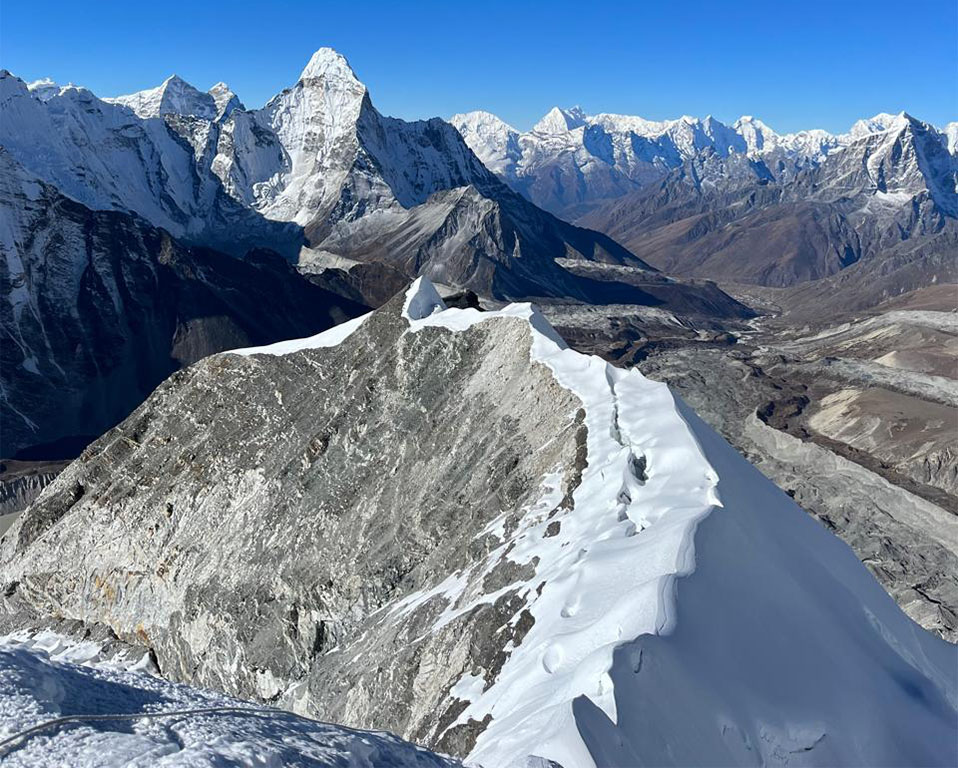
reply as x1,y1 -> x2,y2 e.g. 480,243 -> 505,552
1,280 -> 954,767
0,475 -> 54,518
0,151 -> 367,458
106,75 -> 243,121
0,461 -> 65,523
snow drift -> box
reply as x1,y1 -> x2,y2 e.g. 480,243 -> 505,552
393,279 -> 957,767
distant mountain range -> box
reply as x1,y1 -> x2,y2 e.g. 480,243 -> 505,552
451,107 -> 956,219
3,50 -> 663,302
453,107 -> 958,310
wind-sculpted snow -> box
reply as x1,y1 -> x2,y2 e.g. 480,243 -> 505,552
0,279 -> 954,767
398,279 -> 957,766
400,280 -> 717,765
0,632 -> 459,767
229,312 -> 371,357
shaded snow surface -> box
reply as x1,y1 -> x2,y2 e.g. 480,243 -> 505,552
0,632 -> 459,768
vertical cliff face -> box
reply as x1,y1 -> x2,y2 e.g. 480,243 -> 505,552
0,151 -> 366,458
1,280 -> 954,767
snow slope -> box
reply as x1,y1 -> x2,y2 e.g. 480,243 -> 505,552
229,311 -> 372,356
394,278 -> 957,767
104,75 -> 242,121
0,632 -> 459,768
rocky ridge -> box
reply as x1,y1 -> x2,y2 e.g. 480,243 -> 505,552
0,280 -> 954,767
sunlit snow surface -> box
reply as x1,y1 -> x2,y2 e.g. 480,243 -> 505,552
0,632 -> 458,768
228,311 -> 371,356
395,279 -> 957,768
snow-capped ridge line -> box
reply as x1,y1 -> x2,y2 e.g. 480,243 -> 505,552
450,104 -> 951,220
225,312 -> 372,357
399,278 -> 718,766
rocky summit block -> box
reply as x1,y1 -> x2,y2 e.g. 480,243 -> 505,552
0,280 -> 955,767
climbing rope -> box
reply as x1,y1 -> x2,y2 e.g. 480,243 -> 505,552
0,705 -> 331,755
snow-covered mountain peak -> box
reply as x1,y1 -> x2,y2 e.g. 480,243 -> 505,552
449,109 -> 518,136
25,77 -> 61,101
447,110 -> 521,175
299,47 -> 362,87
207,80 -> 243,119
533,106 -> 587,134
847,111 -> 908,140
946,122 -> 958,156
106,74 -> 218,119
733,115 -> 779,152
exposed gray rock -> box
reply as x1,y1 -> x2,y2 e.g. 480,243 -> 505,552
0,283 -> 954,767
0,290 -> 584,751
0,461 -> 65,523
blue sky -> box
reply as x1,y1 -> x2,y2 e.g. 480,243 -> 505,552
2,0 -> 954,133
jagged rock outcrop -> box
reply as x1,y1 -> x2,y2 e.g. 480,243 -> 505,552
0,280 -> 954,767
0,475 -> 53,518
0,462 -> 64,520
